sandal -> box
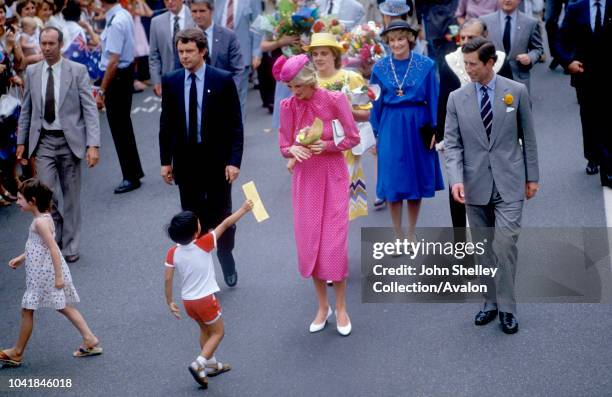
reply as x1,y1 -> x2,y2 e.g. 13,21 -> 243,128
206,361 -> 231,377
73,345 -> 103,357
0,350 -> 22,368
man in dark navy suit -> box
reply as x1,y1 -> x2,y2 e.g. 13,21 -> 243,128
558,0 -> 612,186
159,28 -> 244,286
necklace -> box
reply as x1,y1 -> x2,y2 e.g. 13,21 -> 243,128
389,52 -> 413,97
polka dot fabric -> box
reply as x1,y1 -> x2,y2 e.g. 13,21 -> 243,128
21,214 -> 80,310
279,89 -> 360,281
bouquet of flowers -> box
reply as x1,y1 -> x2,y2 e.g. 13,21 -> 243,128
346,21 -> 385,63
252,0 -> 318,56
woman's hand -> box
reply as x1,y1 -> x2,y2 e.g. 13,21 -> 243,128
55,276 -> 65,290
8,254 -> 25,269
429,134 -> 436,150
168,302 -> 181,319
308,139 -> 325,155
278,35 -> 300,47
289,145 -> 312,162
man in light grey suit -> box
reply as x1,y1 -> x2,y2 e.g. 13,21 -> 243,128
480,0 -> 543,91
149,0 -> 195,96
445,38 -> 539,334
16,27 -> 101,263
214,0 -> 262,121
190,0 -> 244,87
319,0 -> 366,30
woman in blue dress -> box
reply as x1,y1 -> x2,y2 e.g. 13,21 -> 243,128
369,20 -> 444,242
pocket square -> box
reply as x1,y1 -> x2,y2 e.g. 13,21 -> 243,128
506,107 -> 515,113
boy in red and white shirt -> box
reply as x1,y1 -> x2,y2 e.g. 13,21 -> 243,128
164,200 -> 253,389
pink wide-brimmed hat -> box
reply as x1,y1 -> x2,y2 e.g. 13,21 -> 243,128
273,54 -> 310,83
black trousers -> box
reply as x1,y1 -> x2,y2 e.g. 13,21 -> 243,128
448,187 -> 467,244
575,84 -> 604,165
257,52 -> 278,108
105,64 -> 144,182
178,174 -> 236,277
544,0 -> 566,61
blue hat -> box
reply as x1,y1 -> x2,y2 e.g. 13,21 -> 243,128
380,20 -> 418,36
379,0 -> 411,17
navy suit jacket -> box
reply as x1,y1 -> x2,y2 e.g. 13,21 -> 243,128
558,0 -> 612,87
159,65 -> 243,185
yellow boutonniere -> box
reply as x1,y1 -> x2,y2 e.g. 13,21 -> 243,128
503,93 -> 514,105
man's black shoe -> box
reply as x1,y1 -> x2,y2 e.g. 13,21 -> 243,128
548,58 -> 559,70
601,173 -> 612,188
475,309 -> 498,325
225,272 -> 238,287
499,312 -> 519,334
586,161 -> 599,175
114,180 -> 141,194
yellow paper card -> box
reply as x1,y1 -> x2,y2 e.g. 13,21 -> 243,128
242,181 -> 269,222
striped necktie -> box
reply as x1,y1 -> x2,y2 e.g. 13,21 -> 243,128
480,86 -> 493,140
226,0 -> 234,29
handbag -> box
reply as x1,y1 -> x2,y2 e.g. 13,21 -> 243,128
419,124 -> 437,150
352,122 -> 376,155
332,119 -> 345,146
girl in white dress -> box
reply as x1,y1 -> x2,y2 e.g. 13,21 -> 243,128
0,179 -> 102,368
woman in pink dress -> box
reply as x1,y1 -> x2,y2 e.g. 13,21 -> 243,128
277,54 -> 360,336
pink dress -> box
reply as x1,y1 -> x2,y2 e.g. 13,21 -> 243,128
279,89 -> 360,281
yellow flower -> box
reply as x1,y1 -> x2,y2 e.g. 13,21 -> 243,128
503,93 -> 514,105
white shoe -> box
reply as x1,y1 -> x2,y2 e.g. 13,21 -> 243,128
309,306 -> 332,333
335,310 -> 352,336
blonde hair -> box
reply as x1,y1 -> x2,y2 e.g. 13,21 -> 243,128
290,61 -> 318,86
383,29 -> 417,50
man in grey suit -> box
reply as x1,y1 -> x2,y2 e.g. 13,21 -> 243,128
319,0 -> 366,30
190,0 -> 244,87
480,0 -> 543,91
16,27 -> 101,263
214,0 -> 262,121
445,38 -> 539,334
149,0 -> 195,96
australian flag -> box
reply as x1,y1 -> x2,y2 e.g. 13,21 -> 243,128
63,34 -> 103,81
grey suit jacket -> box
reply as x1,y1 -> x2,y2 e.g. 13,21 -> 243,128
17,59 -> 100,160
444,76 -> 539,205
480,10 -> 543,88
210,24 -> 244,87
214,0 -> 262,66
149,8 -> 196,85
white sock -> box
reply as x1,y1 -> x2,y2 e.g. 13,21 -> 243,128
196,356 -> 207,367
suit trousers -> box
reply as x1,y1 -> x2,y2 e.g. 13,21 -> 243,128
237,66 -> 249,124
544,0 -> 566,60
575,84 -> 604,165
178,175 -> 236,277
466,184 -> 523,314
104,64 -> 144,182
34,134 -> 81,256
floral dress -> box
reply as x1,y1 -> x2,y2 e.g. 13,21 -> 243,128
318,69 -> 372,220
22,214 -> 80,310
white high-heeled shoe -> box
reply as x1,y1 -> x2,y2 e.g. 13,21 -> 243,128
335,310 -> 352,336
309,306 -> 332,333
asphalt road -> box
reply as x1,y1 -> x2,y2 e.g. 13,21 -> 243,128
1,61 -> 611,397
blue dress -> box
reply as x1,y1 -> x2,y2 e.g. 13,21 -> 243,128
369,53 -> 445,201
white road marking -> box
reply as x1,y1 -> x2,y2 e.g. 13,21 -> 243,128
131,107 -> 141,114
605,187 -> 612,228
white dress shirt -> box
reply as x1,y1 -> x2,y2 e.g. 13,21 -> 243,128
41,59 -> 63,130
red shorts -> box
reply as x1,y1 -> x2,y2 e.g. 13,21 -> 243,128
183,294 -> 222,324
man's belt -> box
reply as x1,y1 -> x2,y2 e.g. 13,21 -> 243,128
41,128 -> 64,137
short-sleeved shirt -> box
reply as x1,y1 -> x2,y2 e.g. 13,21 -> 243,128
100,4 -> 134,70
164,231 -> 220,300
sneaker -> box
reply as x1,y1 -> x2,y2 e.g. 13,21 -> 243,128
373,198 -> 386,210
188,362 -> 208,389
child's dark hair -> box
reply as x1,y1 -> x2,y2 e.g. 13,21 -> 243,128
167,211 -> 199,245
18,178 -> 53,212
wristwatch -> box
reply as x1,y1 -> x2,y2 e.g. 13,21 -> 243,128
97,88 -> 105,97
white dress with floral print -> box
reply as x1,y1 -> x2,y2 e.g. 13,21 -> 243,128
21,214 -> 80,310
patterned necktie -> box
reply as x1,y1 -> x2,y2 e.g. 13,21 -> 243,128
189,74 -> 198,144
480,86 -> 493,140
594,0 -> 603,36
173,15 -> 180,48
226,0 -> 234,29
44,67 -> 55,124
503,15 -> 511,55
